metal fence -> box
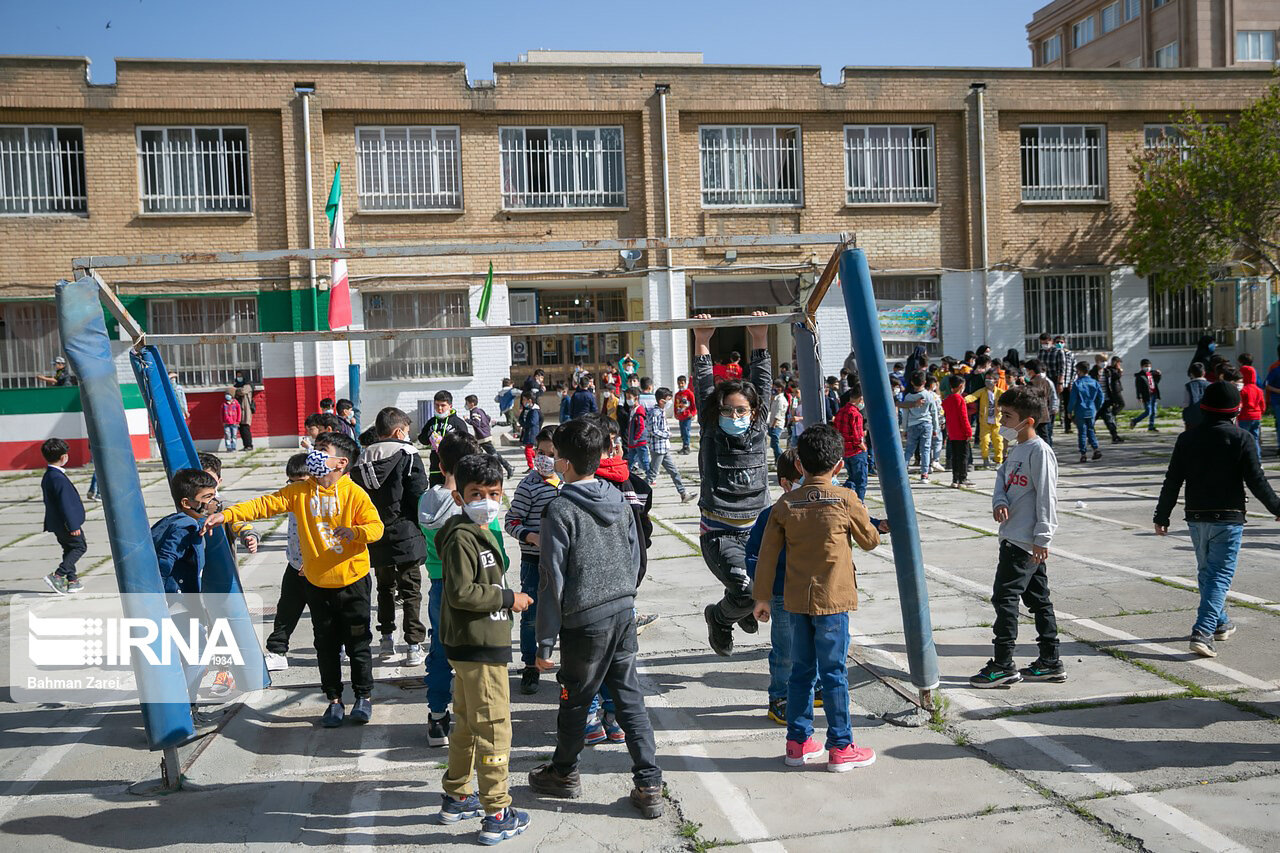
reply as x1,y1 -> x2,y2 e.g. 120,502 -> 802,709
1020,126 -> 1106,202
700,126 -> 802,207
356,127 -> 462,211
362,289 -> 472,380
1023,273 -> 1111,352
147,296 -> 261,388
845,126 -> 935,204
137,129 -> 251,213
0,300 -> 68,389
500,127 -> 625,209
0,127 -> 87,214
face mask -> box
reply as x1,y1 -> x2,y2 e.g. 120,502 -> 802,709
984,379 -> 996,388
187,497 -> 221,518
533,454 -> 556,477
1208,343 -> 1217,353
998,420 -> 1027,444
224,394 -> 233,401
463,498 -> 502,526
719,414 -> 751,436
1055,343 -> 1064,349
306,449 -> 332,478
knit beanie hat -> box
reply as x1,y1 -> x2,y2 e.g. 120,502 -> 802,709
1200,381 -> 1241,415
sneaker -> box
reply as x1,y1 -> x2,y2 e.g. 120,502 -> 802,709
477,808 -> 530,846
209,670 -> 236,697
1019,657 -> 1067,683
630,785 -> 665,819
969,660 -> 1022,688
65,578 -> 84,593
584,713 -> 608,745
919,474 -> 929,483
438,792 -> 483,825
634,613 -> 660,634
350,697 -> 372,724
602,711 -> 626,743
767,697 -> 787,725
405,644 -> 425,667
828,744 -> 877,773
1112,436 -> 1126,444
321,701 -> 345,727
680,492 -> 696,503
427,711 -> 451,746
813,686 -> 824,708
528,763 -> 582,799
1190,632 -> 1217,658
1148,427 -> 1159,432
931,460 -> 945,472
737,613 -> 759,635
1092,449 -> 1102,461
379,635 -> 396,658
1214,621 -> 1237,641
705,605 -> 733,657
339,648 -> 349,664
1079,454 -> 1089,464
264,652 -> 289,672
85,491 -> 100,502
520,666 -> 540,695
43,573 -> 68,595
784,737 -> 824,767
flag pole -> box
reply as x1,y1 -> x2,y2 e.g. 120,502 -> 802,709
332,159 -> 360,432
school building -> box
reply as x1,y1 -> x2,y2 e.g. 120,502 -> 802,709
0,52 -> 1274,467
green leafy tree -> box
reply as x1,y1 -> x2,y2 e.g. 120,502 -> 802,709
1128,78 -> 1280,292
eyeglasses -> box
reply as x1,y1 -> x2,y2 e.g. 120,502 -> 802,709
718,406 -> 751,417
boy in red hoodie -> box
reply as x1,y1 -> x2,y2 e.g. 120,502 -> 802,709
1237,365 -> 1265,454
941,375 -> 974,488
832,383 -> 867,500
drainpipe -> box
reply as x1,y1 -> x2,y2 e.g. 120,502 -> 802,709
970,82 -> 990,347
656,83 -> 674,382
296,83 -> 318,330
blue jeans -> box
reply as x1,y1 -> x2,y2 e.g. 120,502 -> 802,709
904,422 -> 932,471
787,611 -> 852,749
519,554 -> 540,666
769,427 -> 783,461
1131,398 -> 1158,430
425,578 -> 453,713
768,594 -> 791,701
1239,419 -> 1262,455
223,424 -> 238,451
1076,416 -> 1098,453
628,445 -> 650,475
1187,522 -> 1243,637
1272,405 -> 1280,450
843,452 -> 868,502
679,417 -> 692,451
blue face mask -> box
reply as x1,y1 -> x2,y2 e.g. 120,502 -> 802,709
1207,342 -> 1217,353
719,414 -> 752,436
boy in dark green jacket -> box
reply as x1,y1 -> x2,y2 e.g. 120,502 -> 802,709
436,453 -> 532,845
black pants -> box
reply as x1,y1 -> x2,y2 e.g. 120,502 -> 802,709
1060,386 -> 1073,432
239,423 -> 254,449
552,608 -> 662,788
54,530 -> 87,580
304,573 -> 373,701
374,562 -> 425,644
948,439 -> 970,485
481,440 -> 514,477
700,529 -> 754,626
1095,405 -> 1120,441
266,564 -> 308,654
991,540 -> 1059,666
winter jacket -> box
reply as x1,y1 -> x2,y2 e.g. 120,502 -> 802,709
1069,375 -> 1103,419
466,406 -> 493,440
151,512 -> 205,594
673,388 -> 697,421
420,486 -> 507,581
559,393 -> 571,424
495,386 -> 518,414
941,392 -> 974,440
1134,368 -> 1162,402
626,403 -> 648,449
1239,366 -> 1265,421
1104,367 -> 1125,410
568,388 -> 598,420
596,456 -> 654,584
825,389 -> 840,422
1182,378 -> 1210,428
222,400 -> 242,426
418,412 -> 471,480
1154,415 -> 1280,526
518,403 -> 542,447
695,349 -> 773,522
535,479 -> 641,657
438,516 -> 515,664
348,439 -> 429,567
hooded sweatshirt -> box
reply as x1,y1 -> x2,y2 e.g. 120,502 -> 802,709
349,439 -> 429,567
1239,366 -> 1265,421
536,479 -> 640,658
1154,412 -> 1280,526
417,411 -> 471,480
437,516 -> 515,664
151,512 -> 205,594
596,455 -> 654,583
420,486 -> 508,581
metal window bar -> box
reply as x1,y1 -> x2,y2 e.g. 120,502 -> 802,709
1148,281 -> 1213,348
1020,128 -> 1106,201
845,127 -> 935,204
700,127 -> 802,207
1143,126 -> 1193,161
500,127 -> 625,209
0,300 -> 68,388
0,128 -> 87,214
356,129 -> 462,211
147,296 -> 261,387
363,290 -> 472,379
874,276 -> 942,357
138,130 -> 251,213
1022,273 -> 1110,353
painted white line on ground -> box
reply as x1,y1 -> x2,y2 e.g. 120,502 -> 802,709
0,708 -> 109,825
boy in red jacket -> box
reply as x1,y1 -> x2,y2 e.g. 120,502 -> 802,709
832,383 -> 867,500
941,375 -> 974,488
673,375 -> 697,455
1236,365 -> 1265,454
221,392 -> 242,452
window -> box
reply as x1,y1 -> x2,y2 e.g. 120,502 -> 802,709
1041,34 -> 1062,64
1101,2 -> 1121,33
1153,41 -> 1179,67
355,126 -> 460,211
1143,124 -> 1192,160
699,125 -> 802,206
1236,31 -> 1276,62
1124,0 -> 1141,20
1020,125 -> 1107,201
0,301 -> 66,389
844,125 -> 934,204
499,126 -> 624,209
137,127 -> 250,213
0,126 -> 86,214
873,276 -> 942,358
511,288 -> 629,369
148,297 -> 260,388
1073,16 -> 1095,48
1023,273 -> 1111,352
363,290 -> 471,380
1152,0 -> 1170,8
1148,279 -> 1222,348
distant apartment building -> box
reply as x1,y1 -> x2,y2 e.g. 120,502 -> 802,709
0,54 -> 1273,466
1029,0 -> 1279,68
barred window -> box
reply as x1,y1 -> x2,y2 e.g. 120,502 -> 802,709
137,127 -> 250,213
499,127 -> 624,209
700,126 -> 802,206
363,290 -> 472,380
1023,273 -> 1111,353
148,297 -> 261,388
356,126 -> 461,211
1020,125 -> 1107,202
1148,279 -> 1236,348
873,276 -> 942,358
0,301 -> 66,389
844,125 -> 934,204
0,126 -> 86,214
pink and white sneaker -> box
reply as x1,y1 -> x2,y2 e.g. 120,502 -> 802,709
784,737 -> 824,767
827,744 -> 876,773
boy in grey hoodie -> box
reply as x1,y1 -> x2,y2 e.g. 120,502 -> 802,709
970,386 -> 1063,688
527,418 -> 664,819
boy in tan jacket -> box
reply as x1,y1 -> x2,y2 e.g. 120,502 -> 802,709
753,423 -> 880,773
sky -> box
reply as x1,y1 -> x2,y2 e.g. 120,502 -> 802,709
3,0 -> 1042,84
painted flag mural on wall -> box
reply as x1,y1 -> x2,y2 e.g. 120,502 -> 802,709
477,261 -> 494,322
324,165 -> 352,330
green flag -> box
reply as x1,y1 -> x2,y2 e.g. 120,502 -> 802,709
477,261 -> 493,322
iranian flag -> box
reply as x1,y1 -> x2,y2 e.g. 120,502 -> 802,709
324,165 -> 352,330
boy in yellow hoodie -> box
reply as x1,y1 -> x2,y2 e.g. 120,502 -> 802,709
202,431 -> 384,727
965,368 -> 1005,468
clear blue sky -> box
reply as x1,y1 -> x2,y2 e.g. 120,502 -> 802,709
3,0 -> 1041,83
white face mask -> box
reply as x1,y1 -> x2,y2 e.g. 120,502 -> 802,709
998,420 -> 1027,444
533,454 -> 556,477
463,498 -> 502,526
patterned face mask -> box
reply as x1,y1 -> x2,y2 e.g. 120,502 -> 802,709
306,449 -> 332,478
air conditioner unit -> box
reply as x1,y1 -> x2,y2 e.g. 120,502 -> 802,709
1211,277 -> 1272,331
510,290 -> 538,325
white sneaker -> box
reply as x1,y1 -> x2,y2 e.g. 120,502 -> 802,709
405,644 -> 426,667
931,460 -> 945,472
264,652 -> 289,672
379,635 -> 396,658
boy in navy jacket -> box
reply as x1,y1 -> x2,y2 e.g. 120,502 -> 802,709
41,438 -> 87,594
